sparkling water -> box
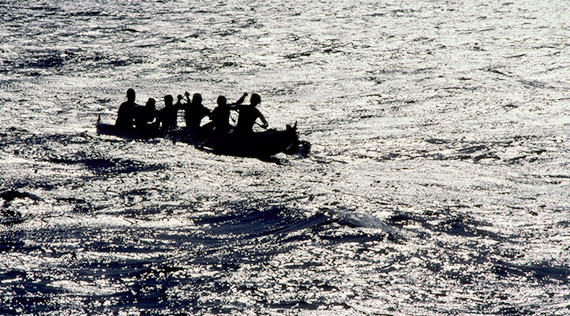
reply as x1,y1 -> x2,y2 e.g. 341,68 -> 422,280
1,0 -> 569,315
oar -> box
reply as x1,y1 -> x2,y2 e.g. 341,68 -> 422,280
255,121 -> 268,129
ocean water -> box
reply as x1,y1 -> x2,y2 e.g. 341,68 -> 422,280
1,0 -> 569,315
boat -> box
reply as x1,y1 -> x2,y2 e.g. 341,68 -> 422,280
198,124 -> 309,157
96,118 -> 310,158
96,121 -> 164,140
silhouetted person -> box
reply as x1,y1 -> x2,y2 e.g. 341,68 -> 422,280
135,98 -> 158,132
184,92 -> 211,130
203,93 -> 248,135
173,94 -> 186,126
233,93 -> 268,134
115,88 -> 139,128
179,92 -> 191,127
174,94 -> 184,108
158,95 -> 178,131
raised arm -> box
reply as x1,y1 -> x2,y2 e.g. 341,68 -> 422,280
228,93 -> 248,108
234,93 -> 248,105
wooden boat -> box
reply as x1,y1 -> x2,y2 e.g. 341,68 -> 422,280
96,119 -> 310,158
96,121 -> 164,140
198,124 -> 308,157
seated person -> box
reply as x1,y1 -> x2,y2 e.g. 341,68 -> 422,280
232,93 -> 268,134
183,93 -> 211,131
134,98 -> 158,132
115,88 -> 139,129
174,94 -> 184,108
203,93 -> 248,135
158,95 -> 178,131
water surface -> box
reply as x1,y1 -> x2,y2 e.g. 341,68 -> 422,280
1,0 -> 569,315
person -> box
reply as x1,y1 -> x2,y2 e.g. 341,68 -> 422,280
203,93 -> 248,135
134,98 -> 158,132
115,88 -> 139,128
173,94 -> 186,127
158,95 -> 178,131
180,92 -> 191,126
183,92 -> 211,131
233,93 -> 268,134
174,94 -> 184,108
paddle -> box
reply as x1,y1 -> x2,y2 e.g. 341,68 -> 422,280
255,121 -> 268,129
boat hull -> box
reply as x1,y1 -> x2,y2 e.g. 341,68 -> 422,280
200,129 -> 299,157
96,123 -> 163,139
96,122 -> 309,158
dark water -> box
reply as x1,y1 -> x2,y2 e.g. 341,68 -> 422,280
1,0 -> 569,315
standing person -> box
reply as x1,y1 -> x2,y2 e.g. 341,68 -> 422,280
183,92 -> 211,131
115,88 -> 139,128
233,93 -> 268,134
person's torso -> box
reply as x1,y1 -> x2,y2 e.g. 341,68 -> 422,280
116,102 -> 138,127
236,106 -> 258,131
135,107 -> 155,125
212,106 -> 230,125
160,107 -> 177,126
186,104 -> 208,127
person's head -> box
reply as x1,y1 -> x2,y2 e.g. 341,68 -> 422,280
192,93 -> 202,105
250,93 -> 261,106
126,88 -> 136,102
164,95 -> 173,107
217,96 -> 227,106
177,94 -> 183,102
146,98 -> 156,109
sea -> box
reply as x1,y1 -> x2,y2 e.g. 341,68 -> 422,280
1,0 -> 569,315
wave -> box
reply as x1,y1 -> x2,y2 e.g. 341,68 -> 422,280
196,204 -> 399,245
197,206 -> 329,239
493,260 -> 570,283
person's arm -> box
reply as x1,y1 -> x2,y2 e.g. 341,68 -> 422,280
208,107 -> 217,119
228,103 -> 241,111
203,105 -> 211,116
234,93 -> 248,105
154,109 -> 160,123
228,93 -> 248,108
258,111 -> 268,129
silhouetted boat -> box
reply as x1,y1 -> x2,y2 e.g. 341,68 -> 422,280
198,125 -> 308,158
96,119 -> 310,158
96,122 -> 163,140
